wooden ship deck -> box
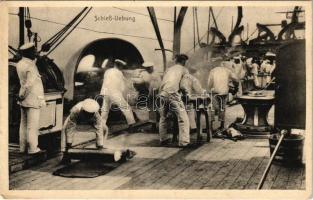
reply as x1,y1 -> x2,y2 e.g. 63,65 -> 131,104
9,104 -> 306,190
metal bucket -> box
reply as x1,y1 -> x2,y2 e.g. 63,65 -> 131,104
269,134 -> 304,166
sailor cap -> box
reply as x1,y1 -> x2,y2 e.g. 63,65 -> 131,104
114,59 -> 127,66
19,42 -> 35,50
265,52 -> 276,57
82,98 -> 100,113
142,62 -> 154,68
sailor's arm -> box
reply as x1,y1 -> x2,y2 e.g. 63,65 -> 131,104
180,75 -> 190,96
62,106 -> 79,133
60,107 -> 78,152
131,75 -> 145,84
230,71 -> 239,83
94,112 -> 104,137
19,70 -> 37,99
270,62 -> 276,74
207,72 -> 214,90
132,78 -> 144,84
260,62 -> 267,72
192,76 -> 206,95
229,71 -> 240,92
132,71 -> 152,84
61,116 -> 71,136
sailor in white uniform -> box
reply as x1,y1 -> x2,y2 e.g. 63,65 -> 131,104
131,61 -> 162,96
158,54 -> 190,147
180,65 -> 206,131
100,59 -> 136,134
16,43 -> 46,154
60,98 -> 104,164
207,61 -> 239,130
232,56 -> 246,96
260,52 -> 276,85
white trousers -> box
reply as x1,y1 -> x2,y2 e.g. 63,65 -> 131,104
101,90 -> 136,125
19,107 -> 41,153
60,117 -> 106,152
186,105 -> 197,129
159,93 -> 190,146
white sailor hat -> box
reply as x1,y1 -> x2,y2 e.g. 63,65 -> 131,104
114,59 -> 127,66
19,42 -> 35,50
142,62 -> 154,68
82,98 -> 100,113
265,52 -> 276,57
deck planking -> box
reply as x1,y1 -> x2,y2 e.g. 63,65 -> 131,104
215,141 -> 257,189
9,103 -> 305,191
202,141 -> 256,189
187,141 -> 243,189
162,140 -> 228,189
286,166 -> 303,190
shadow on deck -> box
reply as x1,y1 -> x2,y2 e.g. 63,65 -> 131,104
9,132 -> 305,190
9,104 -> 305,190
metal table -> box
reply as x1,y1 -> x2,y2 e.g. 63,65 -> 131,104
234,91 -> 275,138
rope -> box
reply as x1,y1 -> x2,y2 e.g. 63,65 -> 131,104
185,7 -> 226,54
47,7 -> 92,55
216,7 -> 225,20
185,31 -> 208,54
8,45 -> 18,56
9,13 -> 172,43
8,48 -> 15,55
42,7 -> 88,51
246,27 -> 258,41
48,8 -> 87,45
9,45 -> 18,53
25,8 -> 31,20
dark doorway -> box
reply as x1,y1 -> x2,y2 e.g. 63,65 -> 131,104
77,38 -> 144,69
73,38 -> 144,102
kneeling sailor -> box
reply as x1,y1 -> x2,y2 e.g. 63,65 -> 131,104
60,98 -> 105,164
